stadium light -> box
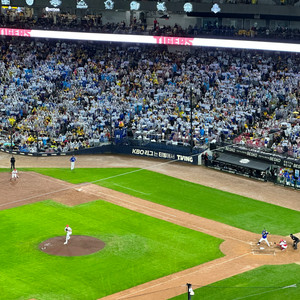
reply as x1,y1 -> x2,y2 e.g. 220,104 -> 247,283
184,3 -> 193,13
49,0 -> 61,7
157,2 -> 167,12
77,0 -> 88,9
26,0 -> 34,5
211,3 -> 221,14
130,1 -> 140,10
104,0 -> 114,10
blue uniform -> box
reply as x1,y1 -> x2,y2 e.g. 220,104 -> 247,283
262,230 -> 268,239
257,230 -> 270,247
70,156 -> 76,170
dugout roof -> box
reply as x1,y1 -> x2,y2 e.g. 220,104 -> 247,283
215,153 -> 272,171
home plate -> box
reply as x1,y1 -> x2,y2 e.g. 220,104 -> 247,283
260,247 -> 264,250
77,188 -> 82,192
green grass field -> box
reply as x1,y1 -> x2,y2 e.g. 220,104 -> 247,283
171,264 -> 300,300
2,167 -> 300,299
27,167 -> 300,235
0,198 -> 223,300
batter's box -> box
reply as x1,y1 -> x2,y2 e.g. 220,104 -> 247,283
251,249 -> 275,255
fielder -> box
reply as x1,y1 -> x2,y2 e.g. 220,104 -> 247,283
257,229 -> 270,247
70,155 -> 76,170
64,225 -> 72,245
11,168 -> 19,181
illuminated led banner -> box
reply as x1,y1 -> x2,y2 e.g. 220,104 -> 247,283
1,27 -> 300,53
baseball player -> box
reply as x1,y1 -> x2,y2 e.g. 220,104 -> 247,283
290,234 -> 300,250
11,168 -> 19,181
64,225 -> 72,245
257,229 -> 270,247
70,155 -> 76,170
279,239 -> 287,251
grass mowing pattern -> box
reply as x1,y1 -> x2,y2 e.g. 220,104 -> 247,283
26,168 -> 300,235
0,199 -> 223,300
170,264 -> 300,300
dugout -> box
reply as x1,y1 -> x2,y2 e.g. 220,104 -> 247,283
212,152 -> 272,180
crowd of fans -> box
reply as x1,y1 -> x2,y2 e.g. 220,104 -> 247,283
0,37 -> 299,158
183,24 -> 300,41
0,12 -> 119,33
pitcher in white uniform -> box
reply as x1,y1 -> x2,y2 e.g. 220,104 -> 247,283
64,225 -> 72,245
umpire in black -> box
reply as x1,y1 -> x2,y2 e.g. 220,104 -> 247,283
10,156 -> 15,170
290,234 -> 300,250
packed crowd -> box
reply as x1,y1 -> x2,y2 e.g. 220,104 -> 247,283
0,38 -> 299,156
0,13 -> 121,33
183,24 -> 300,41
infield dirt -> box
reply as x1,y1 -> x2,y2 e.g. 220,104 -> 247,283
39,235 -> 106,256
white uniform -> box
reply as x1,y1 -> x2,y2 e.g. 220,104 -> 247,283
11,169 -> 18,180
64,226 -> 72,244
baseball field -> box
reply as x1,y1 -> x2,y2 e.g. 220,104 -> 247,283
0,153 -> 300,300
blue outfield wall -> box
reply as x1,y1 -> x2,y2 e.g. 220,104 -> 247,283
72,142 -> 200,164
1,142 -> 201,165
114,145 -> 199,164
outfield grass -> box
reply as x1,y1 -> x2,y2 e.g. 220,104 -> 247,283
26,168 -> 300,235
0,199 -> 223,300
171,264 -> 300,300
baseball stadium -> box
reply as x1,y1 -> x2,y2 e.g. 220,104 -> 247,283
0,1 -> 300,299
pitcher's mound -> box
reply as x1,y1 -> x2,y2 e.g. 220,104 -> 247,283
39,235 -> 105,256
